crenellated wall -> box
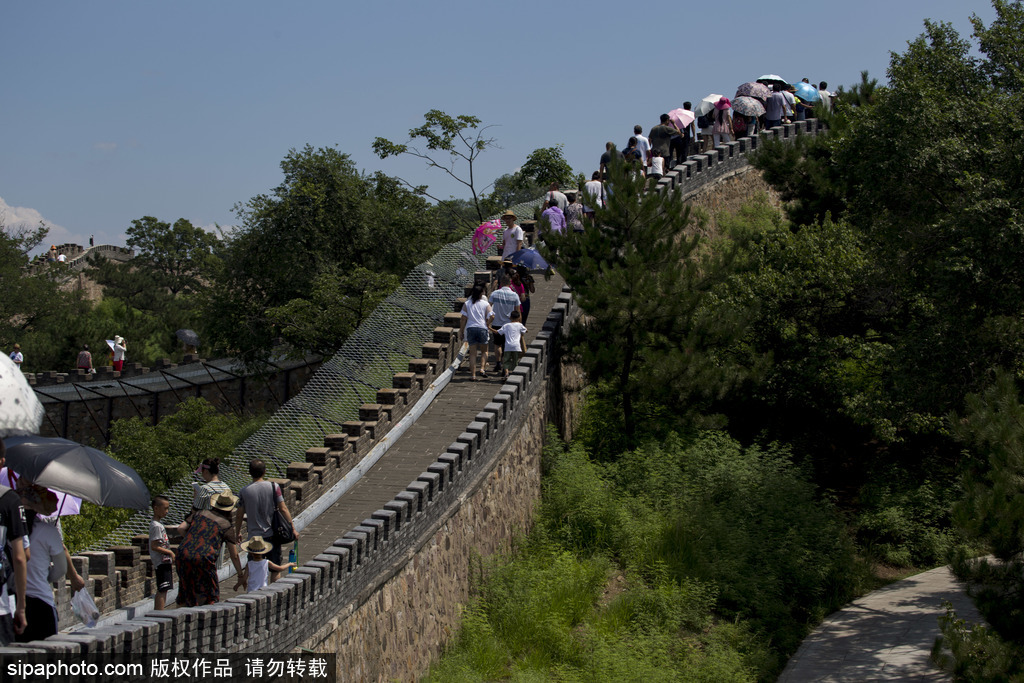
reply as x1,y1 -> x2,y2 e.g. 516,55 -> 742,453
2,123 -> 820,677
6,277 -> 581,671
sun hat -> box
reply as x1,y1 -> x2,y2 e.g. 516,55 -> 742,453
241,536 -> 272,554
715,97 -> 732,110
501,210 -> 517,220
210,491 -> 237,512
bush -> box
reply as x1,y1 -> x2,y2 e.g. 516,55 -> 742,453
855,477 -> 964,568
624,431 -> 859,660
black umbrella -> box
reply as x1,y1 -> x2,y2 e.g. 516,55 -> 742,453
3,436 -> 151,510
175,328 -> 200,348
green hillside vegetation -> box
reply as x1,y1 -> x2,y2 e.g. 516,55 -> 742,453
429,3 -> 1024,679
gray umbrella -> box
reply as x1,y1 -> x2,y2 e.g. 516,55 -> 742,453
175,328 -> 200,348
3,436 -> 151,510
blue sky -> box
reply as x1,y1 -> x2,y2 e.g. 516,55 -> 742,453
2,0 -> 997,253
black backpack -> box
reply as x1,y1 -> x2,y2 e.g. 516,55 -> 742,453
697,113 -> 712,129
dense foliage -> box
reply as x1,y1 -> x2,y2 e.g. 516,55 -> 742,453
427,424 -> 858,681
433,5 -> 1024,679
203,145 -> 448,363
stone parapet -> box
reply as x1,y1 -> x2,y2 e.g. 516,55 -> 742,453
36,281 -> 581,679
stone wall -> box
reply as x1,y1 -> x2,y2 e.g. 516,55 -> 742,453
302,374 -> 551,680
1,122 -> 818,670
4,287 -> 579,670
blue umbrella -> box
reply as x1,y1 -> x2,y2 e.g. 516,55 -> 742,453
792,82 -> 820,102
506,247 -> 549,271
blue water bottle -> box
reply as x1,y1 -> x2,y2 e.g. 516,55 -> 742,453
288,541 -> 297,573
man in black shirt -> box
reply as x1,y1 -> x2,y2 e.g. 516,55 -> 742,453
0,442 -> 28,644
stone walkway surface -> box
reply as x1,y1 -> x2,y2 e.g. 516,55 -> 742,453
778,566 -> 983,682
218,272 -> 566,600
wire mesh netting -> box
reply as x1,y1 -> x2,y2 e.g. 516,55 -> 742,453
92,197 -> 547,550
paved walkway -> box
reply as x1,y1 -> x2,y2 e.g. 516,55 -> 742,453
218,273 -> 565,599
779,566 -> 983,682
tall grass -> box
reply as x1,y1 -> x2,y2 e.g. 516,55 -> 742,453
426,421 -> 857,680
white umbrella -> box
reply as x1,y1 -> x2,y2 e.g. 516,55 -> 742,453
0,353 -> 43,438
695,94 -> 725,117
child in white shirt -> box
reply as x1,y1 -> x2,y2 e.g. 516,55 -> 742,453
497,310 -> 527,379
235,536 -> 295,592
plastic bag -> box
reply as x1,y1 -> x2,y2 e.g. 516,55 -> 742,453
71,588 -> 99,627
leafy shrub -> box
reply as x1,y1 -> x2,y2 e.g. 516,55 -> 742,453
933,602 -> 1024,681
108,397 -> 265,494
855,477 -> 963,567
609,431 -> 860,662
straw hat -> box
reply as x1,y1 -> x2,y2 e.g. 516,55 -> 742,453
501,210 -> 517,220
241,536 -> 272,554
210,491 -> 237,512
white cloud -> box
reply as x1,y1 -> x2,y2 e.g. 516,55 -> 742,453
93,142 -> 118,152
0,196 -> 84,255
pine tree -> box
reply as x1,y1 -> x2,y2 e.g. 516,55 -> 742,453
540,157 -> 746,445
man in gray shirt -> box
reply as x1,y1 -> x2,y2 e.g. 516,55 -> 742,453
235,459 -> 298,582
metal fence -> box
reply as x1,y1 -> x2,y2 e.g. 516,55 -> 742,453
92,197 -> 546,550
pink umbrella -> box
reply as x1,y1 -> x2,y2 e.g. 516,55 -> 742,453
472,220 -> 501,255
1,466 -> 83,517
668,107 -> 695,130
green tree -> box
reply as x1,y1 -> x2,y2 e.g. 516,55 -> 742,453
935,372 -> 1024,674
125,216 -> 220,296
373,110 -> 497,228
518,144 -> 575,188
0,221 -> 87,371
540,157 -> 746,443
204,145 -> 443,362
480,173 -> 545,217
266,266 -> 399,357
753,2 -> 1024,438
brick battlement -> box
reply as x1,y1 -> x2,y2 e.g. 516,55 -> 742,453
4,124 -> 818,676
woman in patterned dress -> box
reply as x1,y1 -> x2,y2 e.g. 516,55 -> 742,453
176,492 -> 243,606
